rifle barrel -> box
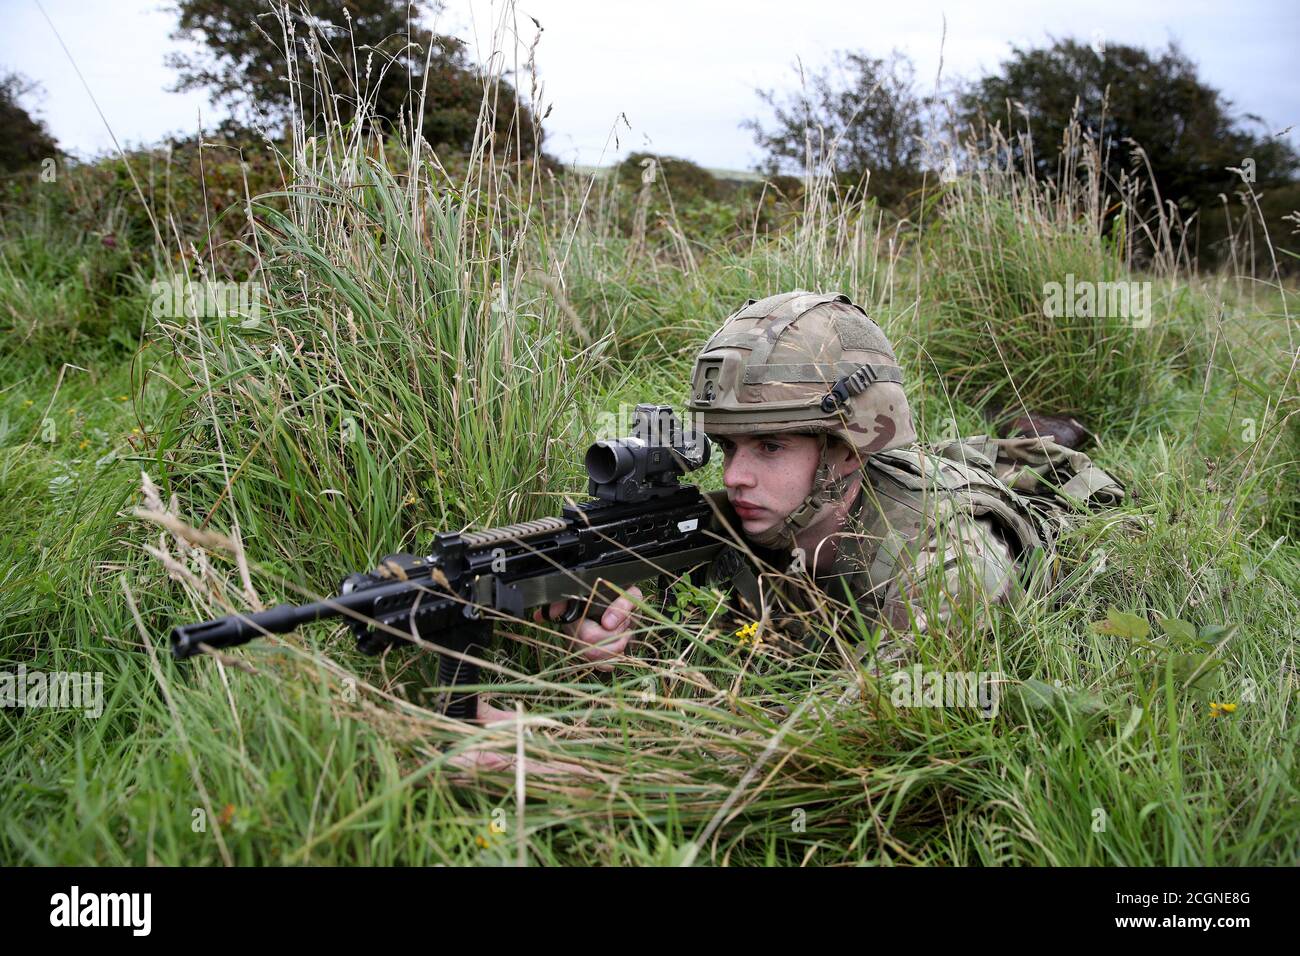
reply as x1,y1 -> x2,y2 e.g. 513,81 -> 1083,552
169,574 -> 440,659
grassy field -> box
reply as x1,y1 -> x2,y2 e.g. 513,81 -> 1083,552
1,45 -> 1297,865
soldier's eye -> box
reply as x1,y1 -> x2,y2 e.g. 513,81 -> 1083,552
760,442 -> 783,454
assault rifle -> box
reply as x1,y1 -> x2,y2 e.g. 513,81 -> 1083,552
170,405 -> 731,719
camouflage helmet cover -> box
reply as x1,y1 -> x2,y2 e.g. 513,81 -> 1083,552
687,291 -> 915,459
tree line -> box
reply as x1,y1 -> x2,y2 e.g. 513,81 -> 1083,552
3,1 -> 1294,267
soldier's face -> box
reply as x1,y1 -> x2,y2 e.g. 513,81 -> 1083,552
714,433 -> 847,534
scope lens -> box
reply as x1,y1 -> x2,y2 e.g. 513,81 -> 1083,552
585,440 -> 634,484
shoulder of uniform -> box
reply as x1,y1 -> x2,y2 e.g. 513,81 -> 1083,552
866,447 -> 941,485
864,444 -> 1046,563
869,446 -> 990,489
861,448 -> 949,516
868,445 -> 1034,507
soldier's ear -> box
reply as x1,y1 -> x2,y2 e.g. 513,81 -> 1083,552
834,460 -> 864,481
826,437 -> 862,477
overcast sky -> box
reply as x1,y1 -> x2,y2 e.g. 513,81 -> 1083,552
3,0 -> 1296,169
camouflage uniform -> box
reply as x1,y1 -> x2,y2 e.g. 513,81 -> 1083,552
685,291 -> 1122,654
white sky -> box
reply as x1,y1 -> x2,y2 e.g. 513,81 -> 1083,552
2,0 -> 1296,169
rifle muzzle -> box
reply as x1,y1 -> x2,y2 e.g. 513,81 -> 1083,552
170,603 -> 310,658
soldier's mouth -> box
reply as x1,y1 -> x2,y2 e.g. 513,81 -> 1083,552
734,503 -> 765,518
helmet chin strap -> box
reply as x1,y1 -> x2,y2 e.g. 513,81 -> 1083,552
747,434 -> 858,552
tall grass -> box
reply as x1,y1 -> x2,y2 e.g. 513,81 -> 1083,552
0,203 -> 152,360
915,121 -> 1208,424
1,2 -> 1297,865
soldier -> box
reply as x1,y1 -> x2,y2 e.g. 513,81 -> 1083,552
475,290 -> 1122,724
682,290 -> 1123,656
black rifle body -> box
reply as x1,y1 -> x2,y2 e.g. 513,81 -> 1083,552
171,485 -> 732,718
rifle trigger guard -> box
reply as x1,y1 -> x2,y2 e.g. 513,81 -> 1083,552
557,598 -> 583,625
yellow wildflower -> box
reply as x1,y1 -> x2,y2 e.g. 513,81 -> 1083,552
475,834 -> 491,849
23,399 -> 33,407
1208,701 -> 1238,718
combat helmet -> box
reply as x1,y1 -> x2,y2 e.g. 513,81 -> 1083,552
686,290 -> 915,549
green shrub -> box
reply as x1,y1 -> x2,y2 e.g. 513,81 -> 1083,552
152,149 -> 607,589
920,181 -> 1191,424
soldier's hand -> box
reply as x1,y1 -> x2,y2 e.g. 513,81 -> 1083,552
532,586 -> 643,671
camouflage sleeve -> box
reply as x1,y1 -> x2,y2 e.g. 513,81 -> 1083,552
877,512 -> 1018,640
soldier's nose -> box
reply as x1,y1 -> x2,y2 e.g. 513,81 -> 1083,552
723,457 -> 754,489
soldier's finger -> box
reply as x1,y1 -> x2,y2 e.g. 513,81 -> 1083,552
533,600 -> 568,625
447,748 -> 515,773
600,586 -> 643,631
585,631 -> 632,672
574,622 -> 629,664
